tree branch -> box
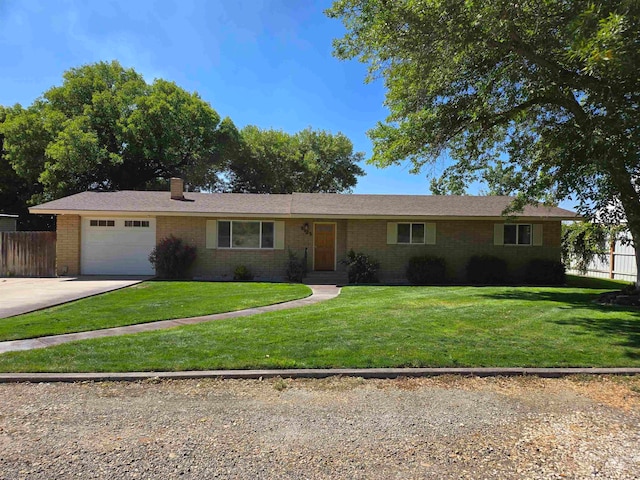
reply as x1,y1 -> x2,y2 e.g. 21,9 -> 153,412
478,97 -> 549,130
502,30 -> 606,93
476,93 -> 590,131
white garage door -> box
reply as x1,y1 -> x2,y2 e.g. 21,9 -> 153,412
81,217 -> 156,275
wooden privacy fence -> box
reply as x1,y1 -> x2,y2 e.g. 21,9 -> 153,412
0,231 -> 56,277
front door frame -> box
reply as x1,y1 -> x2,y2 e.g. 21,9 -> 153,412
313,222 -> 337,271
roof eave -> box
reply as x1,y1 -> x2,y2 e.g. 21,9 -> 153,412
29,207 -> 580,221
290,214 -> 582,221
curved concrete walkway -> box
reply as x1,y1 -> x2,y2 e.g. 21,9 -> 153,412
0,285 -> 340,354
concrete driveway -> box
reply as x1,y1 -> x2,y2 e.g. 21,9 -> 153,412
0,276 -> 150,318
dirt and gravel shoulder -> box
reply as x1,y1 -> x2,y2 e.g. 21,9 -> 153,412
1,375 -> 639,479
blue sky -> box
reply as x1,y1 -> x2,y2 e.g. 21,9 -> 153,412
0,0 -> 452,195
0,0 -> 568,204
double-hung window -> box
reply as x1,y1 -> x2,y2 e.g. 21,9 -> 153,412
217,220 -> 275,249
504,224 -> 532,245
397,223 -> 425,244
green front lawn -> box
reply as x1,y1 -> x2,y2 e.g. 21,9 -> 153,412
0,282 -> 311,341
0,276 -> 637,372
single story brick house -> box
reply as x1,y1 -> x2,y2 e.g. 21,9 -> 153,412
30,178 -> 578,281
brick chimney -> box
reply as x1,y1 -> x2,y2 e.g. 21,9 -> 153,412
170,177 -> 184,200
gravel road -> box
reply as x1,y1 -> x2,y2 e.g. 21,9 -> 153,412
1,375 -> 639,479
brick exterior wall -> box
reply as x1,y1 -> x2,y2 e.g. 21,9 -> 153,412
346,219 -> 562,282
55,214 -> 563,280
156,217 -> 349,280
154,216 -> 562,282
56,214 -> 81,275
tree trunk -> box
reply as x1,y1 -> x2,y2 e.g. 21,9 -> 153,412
609,162 -> 640,287
635,245 -> 640,288
621,206 -> 640,288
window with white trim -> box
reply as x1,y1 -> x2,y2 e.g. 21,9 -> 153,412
504,224 -> 532,245
217,220 -> 275,249
89,220 -> 115,227
397,223 -> 425,244
124,220 -> 150,228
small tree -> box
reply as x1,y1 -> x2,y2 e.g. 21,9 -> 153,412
148,235 -> 196,279
561,222 -> 616,274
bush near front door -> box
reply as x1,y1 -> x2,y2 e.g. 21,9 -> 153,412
341,250 -> 380,284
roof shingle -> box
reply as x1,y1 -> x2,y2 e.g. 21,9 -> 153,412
30,190 -> 579,219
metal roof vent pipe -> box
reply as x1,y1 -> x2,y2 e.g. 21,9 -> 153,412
170,177 -> 185,200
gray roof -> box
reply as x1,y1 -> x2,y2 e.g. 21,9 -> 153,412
31,191 -> 293,216
30,190 -> 579,219
290,193 -> 576,218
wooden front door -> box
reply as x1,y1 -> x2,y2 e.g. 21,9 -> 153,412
314,223 -> 335,271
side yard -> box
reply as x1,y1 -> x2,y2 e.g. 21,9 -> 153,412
0,276 -> 637,372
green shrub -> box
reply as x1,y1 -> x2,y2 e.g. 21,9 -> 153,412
233,265 -> 254,281
148,235 -> 196,279
286,250 -> 307,283
524,259 -> 566,285
340,250 -> 380,284
406,255 -> 447,285
466,255 -> 508,284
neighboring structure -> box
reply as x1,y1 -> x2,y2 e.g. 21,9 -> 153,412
567,231 -> 637,283
29,178 -> 578,280
0,214 -> 18,232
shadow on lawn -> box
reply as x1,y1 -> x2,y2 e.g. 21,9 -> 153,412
479,288 -> 613,307
482,289 -> 640,356
555,316 -> 640,354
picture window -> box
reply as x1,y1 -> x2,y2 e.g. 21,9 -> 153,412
217,221 -> 275,249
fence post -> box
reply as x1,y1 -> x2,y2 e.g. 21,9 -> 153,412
609,238 -> 615,279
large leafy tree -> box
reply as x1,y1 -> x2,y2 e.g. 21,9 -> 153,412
296,127 -> 366,192
328,0 -> 640,284
0,106 -> 53,229
227,126 -> 300,193
1,61 -> 239,204
227,126 -> 365,193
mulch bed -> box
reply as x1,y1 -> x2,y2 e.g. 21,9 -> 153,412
597,287 -> 640,307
